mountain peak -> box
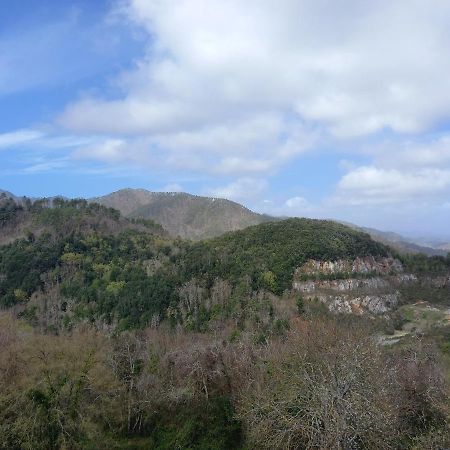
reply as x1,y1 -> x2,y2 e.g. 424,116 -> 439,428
92,188 -> 273,240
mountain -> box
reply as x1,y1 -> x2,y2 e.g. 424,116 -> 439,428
0,189 -> 18,201
93,188 -> 274,240
339,221 -> 447,257
410,238 -> 450,253
437,242 -> 450,252
3,198 -> 448,331
3,187 -> 448,254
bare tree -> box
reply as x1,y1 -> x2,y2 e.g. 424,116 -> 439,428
238,320 -> 397,449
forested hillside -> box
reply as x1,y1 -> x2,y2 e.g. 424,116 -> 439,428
0,195 -> 449,449
183,218 -> 390,294
1,196 -> 393,331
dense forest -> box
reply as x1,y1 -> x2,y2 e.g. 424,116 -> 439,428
0,197 -> 396,330
0,195 -> 449,449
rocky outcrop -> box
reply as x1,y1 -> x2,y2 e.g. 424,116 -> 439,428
296,256 -> 403,278
323,293 -> 399,315
293,257 -> 416,315
428,275 -> 450,288
293,274 -> 417,294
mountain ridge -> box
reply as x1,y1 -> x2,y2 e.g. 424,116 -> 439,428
2,187 -> 449,253
92,188 -> 275,240
340,221 -> 448,257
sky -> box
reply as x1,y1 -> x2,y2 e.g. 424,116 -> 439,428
1,0 -> 450,239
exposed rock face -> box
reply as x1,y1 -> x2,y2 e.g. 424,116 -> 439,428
429,275 -> 450,288
324,293 -> 399,315
293,257 -> 415,315
297,256 -> 403,277
293,274 -> 417,294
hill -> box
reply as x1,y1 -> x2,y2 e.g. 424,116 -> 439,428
0,204 -> 392,329
0,195 -> 164,245
437,242 -> 450,252
0,196 -> 166,310
93,188 -> 274,240
339,221 -> 447,256
183,218 -> 390,294
0,189 -> 18,201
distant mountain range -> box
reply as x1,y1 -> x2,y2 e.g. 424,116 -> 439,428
354,226 -> 450,256
345,223 -> 448,257
2,187 -> 449,254
93,189 -> 449,254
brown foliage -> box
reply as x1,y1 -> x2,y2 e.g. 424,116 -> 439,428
0,311 -> 448,449
237,320 -> 450,450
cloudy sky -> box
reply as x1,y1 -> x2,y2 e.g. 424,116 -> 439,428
1,0 -> 450,238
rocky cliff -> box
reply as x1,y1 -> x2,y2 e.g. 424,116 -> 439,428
293,257 -> 417,315
296,256 -> 403,277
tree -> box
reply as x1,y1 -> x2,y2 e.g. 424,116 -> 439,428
238,320 -> 396,449
296,296 -> 305,315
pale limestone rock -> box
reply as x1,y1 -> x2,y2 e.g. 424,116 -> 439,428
292,257 -> 411,315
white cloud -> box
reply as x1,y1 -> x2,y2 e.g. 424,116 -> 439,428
23,160 -> 68,174
208,177 -> 267,202
285,196 -> 309,209
73,139 -> 129,163
335,166 -> 450,205
158,183 -> 183,192
50,0 -> 450,220
54,0 -> 450,206
5,0 -> 447,236
61,0 -> 450,139
0,128 -> 103,154
70,114 -> 314,176
0,129 -> 43,149
376,136 -> 450,169
331,133 -> 450,207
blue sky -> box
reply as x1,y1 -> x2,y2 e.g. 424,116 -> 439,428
2,0 -> 450,239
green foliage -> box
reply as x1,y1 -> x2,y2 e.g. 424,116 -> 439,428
56,231 -> 180,328
148,397 -> 242,450
0,194 -> 23,225
129,217 -> 166,235
296,296 -> 305,315
0,210 -> 395,330
182,218 -> 389,294
18,305 -> 39,326
3,194 -> 450,449
0,197 -> 175,327
0,235 -> 64,307
400,252 -> 450,274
